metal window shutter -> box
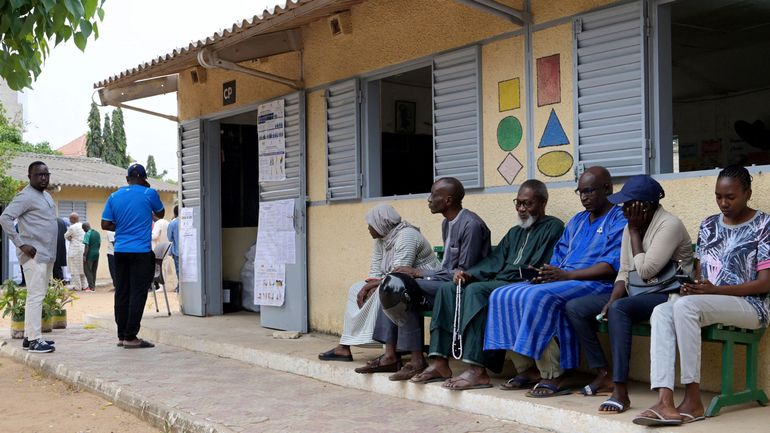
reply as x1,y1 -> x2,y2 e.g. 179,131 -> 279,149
432,46 -> 482,189
58,201 -> 87,221
325,79 -> 361,201
179,119 -> 203,207
259,91 -> 304,201
574,1 -> 646,177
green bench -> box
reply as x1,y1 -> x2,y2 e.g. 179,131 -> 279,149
598,321 -> 768,416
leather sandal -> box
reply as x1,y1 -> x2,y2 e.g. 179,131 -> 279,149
354,357 -> 401,374
388,364 -> 427,381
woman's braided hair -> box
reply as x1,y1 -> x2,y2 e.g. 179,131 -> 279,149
717,165 -> 752,191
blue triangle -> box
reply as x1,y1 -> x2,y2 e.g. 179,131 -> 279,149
539,109 -> 570,147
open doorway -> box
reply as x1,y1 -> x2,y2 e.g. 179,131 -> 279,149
219,111 -> 260,314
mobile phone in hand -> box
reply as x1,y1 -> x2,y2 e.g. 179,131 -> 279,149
674,274 -> 694,284
519,267 -> 540,281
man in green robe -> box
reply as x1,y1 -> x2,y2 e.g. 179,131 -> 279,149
410,179 -> 565,389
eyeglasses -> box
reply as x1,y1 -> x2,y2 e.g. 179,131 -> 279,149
574,186 -> 601,196
513,199 -> 537,209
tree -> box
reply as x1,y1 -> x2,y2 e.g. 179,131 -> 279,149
110,107 -> 128,167
0,0 -> 106,90
146,154 -> 157,177
102,112 -> 113,162
0,103 -> 58,204
85,102 -> 102,158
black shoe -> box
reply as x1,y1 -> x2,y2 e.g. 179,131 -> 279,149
22,337 -> 55,350
27,339 -> 55,353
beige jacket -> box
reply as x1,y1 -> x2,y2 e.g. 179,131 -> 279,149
616,205 -> 694,284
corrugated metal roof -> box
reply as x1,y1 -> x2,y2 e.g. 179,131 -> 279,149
95,0 -> 364,89
7,153 -> 178,193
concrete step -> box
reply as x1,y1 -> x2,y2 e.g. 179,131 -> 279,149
80,311 -> 766,433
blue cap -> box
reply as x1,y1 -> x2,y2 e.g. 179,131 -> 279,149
607,175 -> 665,204
127,163 -> 147,179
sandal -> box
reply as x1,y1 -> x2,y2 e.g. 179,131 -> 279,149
579,383 -> 613,396
123,339 -> 155,349
389,364 -> 427,381
680,413 -> 705,424
318,348 -> 353,362
410,369 -> 452,384
632,409 -> 682,426
499,374 -> 539,391
598,397 -> 629,414
354,356 -> 401,374
442,370 -> 492,391
525,381 -> 571,398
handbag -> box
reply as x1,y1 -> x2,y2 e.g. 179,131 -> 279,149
626,260 -> 684,297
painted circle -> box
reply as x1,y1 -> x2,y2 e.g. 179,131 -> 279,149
537,151 -> 574,177
497,116 -> 522,151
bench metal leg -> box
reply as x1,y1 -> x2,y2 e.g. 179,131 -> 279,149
706,339 -> 769,417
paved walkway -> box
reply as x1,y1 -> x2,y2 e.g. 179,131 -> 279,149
0,327 -> 546,433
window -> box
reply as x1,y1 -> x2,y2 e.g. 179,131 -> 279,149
653,0 -> 770,173
58,201 -> 86,221
325,46 -> 482,200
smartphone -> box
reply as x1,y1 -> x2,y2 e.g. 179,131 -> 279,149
519,267 -> 540,280
674,274 -> 695,284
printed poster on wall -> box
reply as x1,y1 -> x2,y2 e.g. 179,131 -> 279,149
254,199 -> 296,306
179,207 -> 198,283
258,99 -> 286,181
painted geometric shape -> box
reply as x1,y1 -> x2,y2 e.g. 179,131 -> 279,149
539,109 -> 569,148
537,150 -> 574,178
537,54 -> 561,106
497,152 -> 523,185
498,78 -> 520,112
497,116 -> 523,151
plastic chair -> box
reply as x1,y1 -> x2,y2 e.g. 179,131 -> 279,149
151,241 -> 172,316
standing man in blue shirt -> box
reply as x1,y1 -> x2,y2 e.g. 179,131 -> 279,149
102,164 -> 165,349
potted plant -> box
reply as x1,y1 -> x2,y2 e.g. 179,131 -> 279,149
49,279 -> 77,329
0,279 -> 27,339
41,285 -> 58,333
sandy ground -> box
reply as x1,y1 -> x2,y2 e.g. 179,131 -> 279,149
0,284 -> 180,433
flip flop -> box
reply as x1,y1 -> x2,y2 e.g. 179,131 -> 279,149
443,377 -> 493,391
318,348 -> 353,362
632,409 -> 683,426
579,383 -> 613,396
525,381 -> 571,398
409,369 -> 451,384
123,339 -> 155,349
354,358 -> 401,374
680,413 -> 705,424
598,397 -> 629,414
389,364 -> 427,381
499,375 -> 539,391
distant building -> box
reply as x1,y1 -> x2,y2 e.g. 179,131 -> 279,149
1,153 -> 178,282
0,79 -> 24,124
57,134 -> 88,157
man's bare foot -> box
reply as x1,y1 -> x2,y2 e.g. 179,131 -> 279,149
581,369 -> 614,395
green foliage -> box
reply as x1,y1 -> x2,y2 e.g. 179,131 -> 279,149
0,102 -> 57,204
110,107 -> 128,167
85,101 -> 102,158
102,111 -> 112,161
0,0 -> 106,90
0,279 -> 26,321
146,154 -> 157,177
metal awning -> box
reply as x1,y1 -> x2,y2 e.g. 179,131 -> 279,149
94,0 -> 363,90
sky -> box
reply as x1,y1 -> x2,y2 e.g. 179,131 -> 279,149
23,0 -> 280,179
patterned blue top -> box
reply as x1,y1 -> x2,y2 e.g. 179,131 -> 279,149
549,205 -> 627,274
696,211 -> 770,326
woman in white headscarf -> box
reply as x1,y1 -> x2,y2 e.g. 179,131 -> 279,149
318,204 -> 440,369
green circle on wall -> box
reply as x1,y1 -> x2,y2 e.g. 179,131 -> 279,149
497,116 -> 522,151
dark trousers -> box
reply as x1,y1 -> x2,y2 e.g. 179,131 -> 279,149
84,258 -> 99,288
107,254 -> 116,286
372,279 -> 444,352
114,252 -> 155,341
565,293 -> 668,382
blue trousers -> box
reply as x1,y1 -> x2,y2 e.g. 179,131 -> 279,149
565,293 -> 668,382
